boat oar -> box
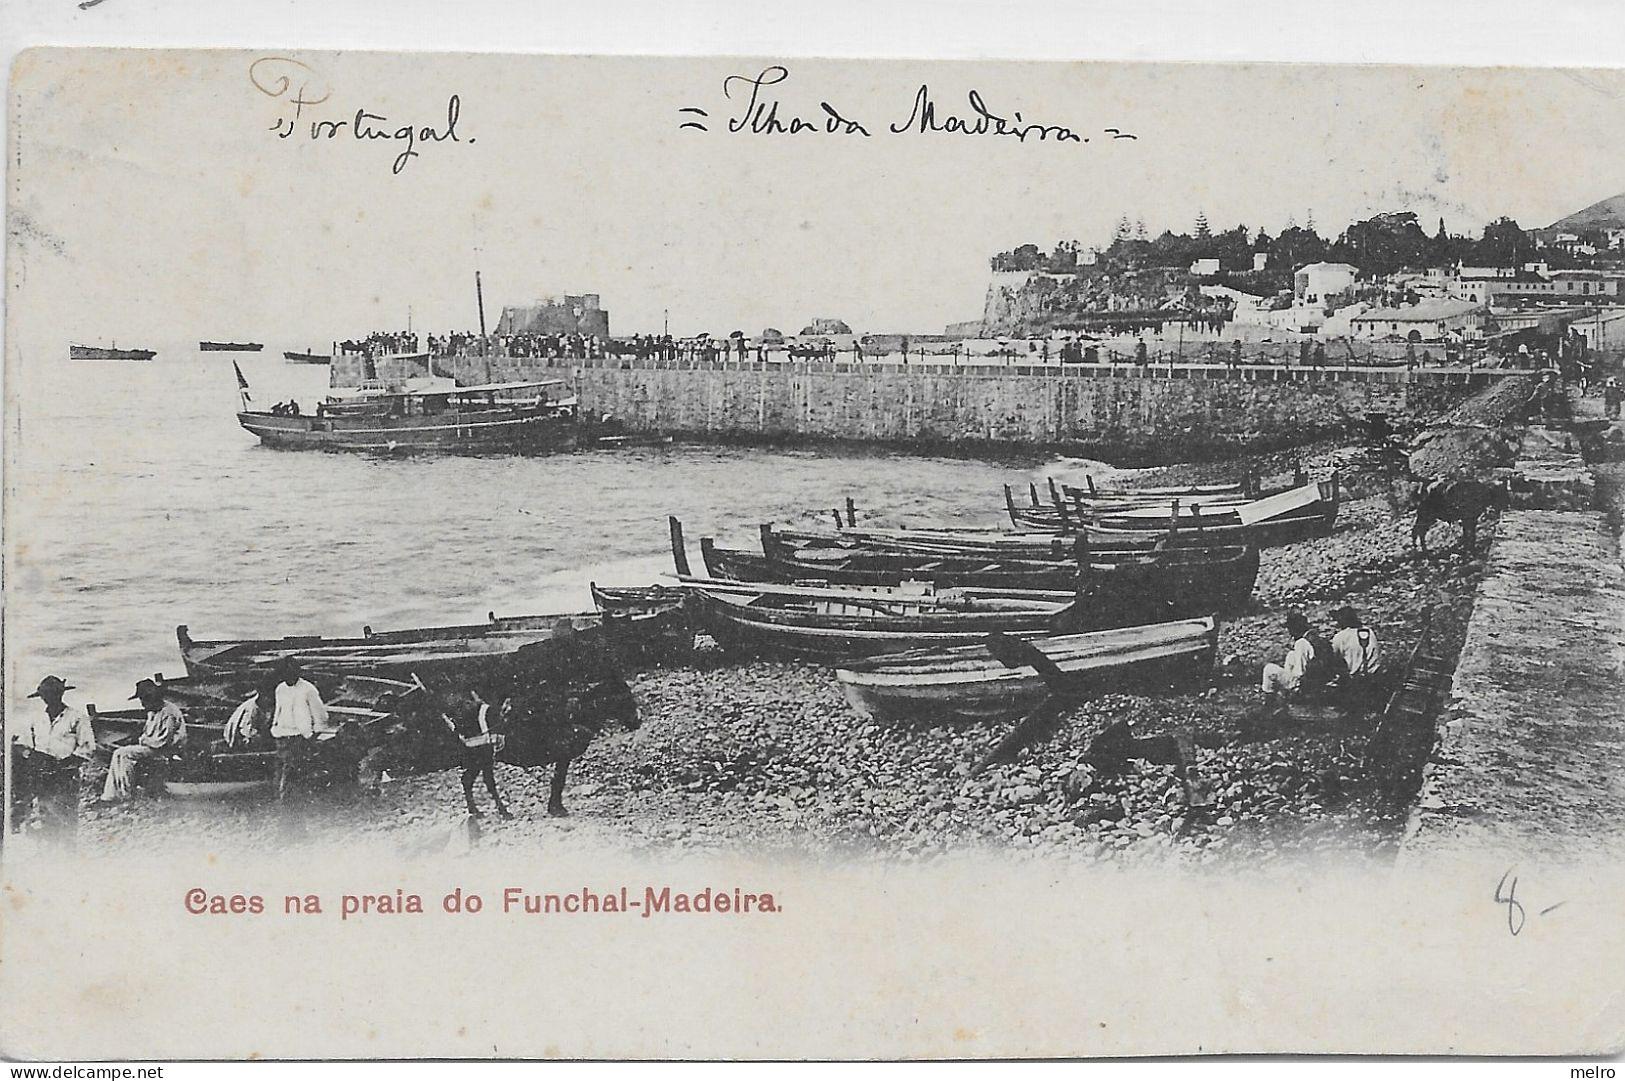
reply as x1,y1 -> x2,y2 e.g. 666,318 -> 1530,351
972,633 -> 1090,776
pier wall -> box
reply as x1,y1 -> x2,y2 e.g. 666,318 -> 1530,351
332,354 -> 1504,455
1402,395 -> 1625,860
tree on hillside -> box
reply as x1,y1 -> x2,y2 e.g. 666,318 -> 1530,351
1332,211 -> 1432,274
1271,225 -> 1329,269
1475,217 -> 1529,265
1194,211 -> 1211,240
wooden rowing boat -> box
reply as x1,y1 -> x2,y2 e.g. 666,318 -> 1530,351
673,576 -> 1080,661
836,616 -> 1219,722
176,605 -> 682,682
86,672 -> 415,747
689,522 -> 1259,614
589,582 -> 687,616
201,341 -> 264,351
283,350 -> 332,364
1080,479 -> 1340,547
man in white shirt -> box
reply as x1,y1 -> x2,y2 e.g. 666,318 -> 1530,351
269,658 -> 332,810
1330,605 -> 1381,714
100,679 -> 187,804
1260,612 -> 1318,713
16,675 -> 96,841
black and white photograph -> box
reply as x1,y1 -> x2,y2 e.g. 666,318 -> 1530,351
2,30 -> 1623,1063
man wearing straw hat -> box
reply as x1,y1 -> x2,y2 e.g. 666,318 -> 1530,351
99,678 -> 187,805
15,675 -> 97,840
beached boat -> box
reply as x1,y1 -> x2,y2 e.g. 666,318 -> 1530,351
283,350 -> 332,364
69,343 -> 155,361
86,671 -> 420,747
235,374 -> 578,454
1006,477 -> 1299,532
86,671 -> 421,798
1080,478 -> 1340,547
1061,475 -> 1266,501
673,577 -> 1080,661
687,521 -> 1259,614
836,616 -> 1218,722
590,582 -> 687,616
772,525 -> 1077,559
200,341 -> 264,351
176,606 -> 680,682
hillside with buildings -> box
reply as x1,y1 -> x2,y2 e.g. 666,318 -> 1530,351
966,203 -> 1625,358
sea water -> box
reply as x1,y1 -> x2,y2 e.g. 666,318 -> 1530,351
4,343 -> 1136,715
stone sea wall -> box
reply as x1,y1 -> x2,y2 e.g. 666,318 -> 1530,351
332,353 -> 1503,458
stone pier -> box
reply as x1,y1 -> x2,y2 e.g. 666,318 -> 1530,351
1404,395 -> 1625,858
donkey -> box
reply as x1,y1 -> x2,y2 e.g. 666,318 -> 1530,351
367,622 -> 640,819
1412,478 -> 1511,557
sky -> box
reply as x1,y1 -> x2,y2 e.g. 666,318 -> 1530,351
8,51 -> 1625,347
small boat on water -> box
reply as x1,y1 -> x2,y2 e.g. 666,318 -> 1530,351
200,341 -> 264,352
235,369 -> 578,454
836,616 -> 1219,722
284,350 -> 332,364
69,343 -> 155,361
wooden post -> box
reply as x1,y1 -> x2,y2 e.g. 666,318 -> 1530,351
845,497 -> 857,528
1086,475 -> 1098,495
1029,482 -> 1042,508
668,516 -> 692,576
1072,533 -> 1091,598
831,507 -> 844,529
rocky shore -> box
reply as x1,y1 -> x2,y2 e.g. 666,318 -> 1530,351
63,434 -> 1493,866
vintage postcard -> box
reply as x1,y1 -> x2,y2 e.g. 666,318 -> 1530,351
3,48 -> 1624,1061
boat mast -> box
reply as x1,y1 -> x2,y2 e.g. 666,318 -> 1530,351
476,270 -> 487,338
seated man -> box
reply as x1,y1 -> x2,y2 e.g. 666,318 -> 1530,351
16,675 -> 97,840
1259,612 -> 1326,715
1330,604 -> 1382,714
100,679 -> 187,804
223,681 -> 278,750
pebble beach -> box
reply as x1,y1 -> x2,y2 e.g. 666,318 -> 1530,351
64,435 -> 1494,867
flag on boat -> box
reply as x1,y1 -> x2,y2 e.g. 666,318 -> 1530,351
233,360 -> 253,409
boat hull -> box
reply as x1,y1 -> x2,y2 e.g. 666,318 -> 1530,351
711,535 -> 1259,614
836,617 -> 1218,723
200,342 -> 264,351
176,608 -> 679,684
238,407 -> 577,454
283,351 -> 332,364
69,345 -> 154,361
684,588 -> 1073,661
